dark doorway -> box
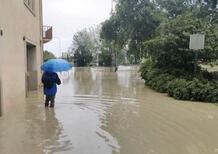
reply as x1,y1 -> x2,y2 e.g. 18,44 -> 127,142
26,42 -> 38,97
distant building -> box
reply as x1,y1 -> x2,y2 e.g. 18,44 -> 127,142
0,0 -> 52,114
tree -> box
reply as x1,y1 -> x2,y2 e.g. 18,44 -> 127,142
99,49 -> 112,66
43,50 -> 56,62
154,0 -> 218,24
70,26 -> 115,67
101,0 -> 161,64
143,13 -> 218,73
70,29 -> 93,66
100,0 -> 218,67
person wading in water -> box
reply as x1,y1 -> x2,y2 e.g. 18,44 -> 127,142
41,72 -> 61,107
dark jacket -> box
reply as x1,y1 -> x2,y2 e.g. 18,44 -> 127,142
41,72 -> 61,96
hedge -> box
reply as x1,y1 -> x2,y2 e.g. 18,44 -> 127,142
139,59 -> 218,103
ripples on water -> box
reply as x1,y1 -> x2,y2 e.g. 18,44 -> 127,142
55,67 -> 218,154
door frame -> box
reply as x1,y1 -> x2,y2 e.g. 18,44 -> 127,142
25,41 -> 37,97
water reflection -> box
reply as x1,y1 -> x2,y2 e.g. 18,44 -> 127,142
56,68 -> 121,153
42,109 -> 72,153
58,67 -> 218,154
0,91 -> 72,154
1,67 -> 218,154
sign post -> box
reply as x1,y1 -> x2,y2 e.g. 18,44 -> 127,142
189,34 -> 205,75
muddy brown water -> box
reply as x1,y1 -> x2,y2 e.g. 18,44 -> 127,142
1,66 -> 218,154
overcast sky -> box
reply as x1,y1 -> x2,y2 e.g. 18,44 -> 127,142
43,0 -> 112,57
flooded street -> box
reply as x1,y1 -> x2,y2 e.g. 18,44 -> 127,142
1,66 -> 218,154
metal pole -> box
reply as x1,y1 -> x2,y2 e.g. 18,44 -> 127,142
58,38 -> 61,58
194,50 -> 198,76
96,53 -> 99,66
53,37 -> 61,58
109,46 -> 113,72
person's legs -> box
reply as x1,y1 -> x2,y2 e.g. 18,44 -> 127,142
50,95 -> 55,107
45,95 -> 50,107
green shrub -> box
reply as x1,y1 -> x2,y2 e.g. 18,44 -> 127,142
168,79 -> 189,100
201,69 -> 218,81
168,78 -> 218,102
139,60 -> 218,103
148,73 -> 174,93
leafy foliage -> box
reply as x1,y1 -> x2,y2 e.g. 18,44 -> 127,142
100,0 -> 218,102
101,0 -> 218,65
140,59 -> 218,102
168,78 -> 218,102
70,26 -> 104,66
101,0 -> 161,63
144,13 -> 213,72
70,29 -> 93,66
43,50 -> 56,62
99,41 -> 112,66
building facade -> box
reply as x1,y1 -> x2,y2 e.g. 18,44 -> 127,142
0,0 -> 51,114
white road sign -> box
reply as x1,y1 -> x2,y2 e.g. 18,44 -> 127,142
189,34 -> 205,50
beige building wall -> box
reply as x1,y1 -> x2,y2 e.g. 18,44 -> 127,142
0,0 -> 43,114
0,28 -> 3,116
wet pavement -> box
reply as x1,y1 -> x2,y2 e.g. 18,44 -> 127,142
1,66 -> 218,154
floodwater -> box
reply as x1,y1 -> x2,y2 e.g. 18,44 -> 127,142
1,66 -> 218,154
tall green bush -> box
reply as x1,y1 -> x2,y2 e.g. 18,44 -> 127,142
140,59 -> 218,102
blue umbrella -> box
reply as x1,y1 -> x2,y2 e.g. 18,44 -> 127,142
41,59 -> 73,72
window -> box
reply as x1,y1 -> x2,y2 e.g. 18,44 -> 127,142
24,0 -> 35,13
